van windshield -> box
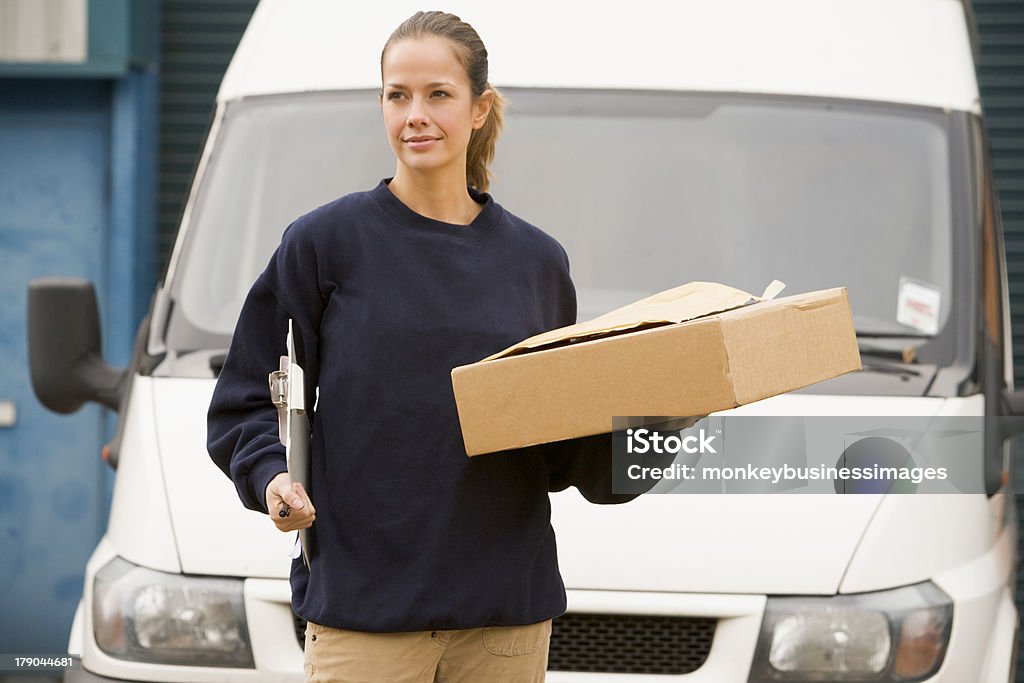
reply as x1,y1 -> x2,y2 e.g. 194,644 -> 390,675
167,89 -> 960,372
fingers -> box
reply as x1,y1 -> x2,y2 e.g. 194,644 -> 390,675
676,415 -> 703,431
293,482 -> 315,514
266,471 -> 295,517
271,472 -> 305,511
270,479 -> 315,533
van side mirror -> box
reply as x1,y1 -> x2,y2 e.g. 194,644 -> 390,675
27,278 -> 126,413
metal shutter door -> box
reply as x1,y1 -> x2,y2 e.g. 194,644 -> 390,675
975,3 -> 1024,381
158,0 -> 259,277
974,2 -> 1024,680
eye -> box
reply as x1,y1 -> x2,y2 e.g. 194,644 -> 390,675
432,90 -> 450,98
386,91 -> 404,100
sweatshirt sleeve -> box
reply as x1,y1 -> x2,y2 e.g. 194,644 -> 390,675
545,432 -> 634,503
207,220 -> 325,515
545,430 -> 679,503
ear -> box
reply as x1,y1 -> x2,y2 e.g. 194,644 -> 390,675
472,89 -> 495,130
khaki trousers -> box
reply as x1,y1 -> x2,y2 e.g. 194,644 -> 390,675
303,618 -> 552,683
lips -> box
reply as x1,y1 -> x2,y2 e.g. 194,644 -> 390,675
404,136 -> 439,142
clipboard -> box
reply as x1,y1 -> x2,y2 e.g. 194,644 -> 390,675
269,319 -> 314,566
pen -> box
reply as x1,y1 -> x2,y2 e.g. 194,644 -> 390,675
279,503 -> 291,518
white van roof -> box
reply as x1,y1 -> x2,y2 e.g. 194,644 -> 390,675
220,0 -> 980,114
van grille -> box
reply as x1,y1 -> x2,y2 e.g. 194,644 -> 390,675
294,612 -> 716,675
548,612 -> 716,674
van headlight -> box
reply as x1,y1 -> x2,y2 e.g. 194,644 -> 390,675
749,582 -> 951,682
92,556 -> 254,668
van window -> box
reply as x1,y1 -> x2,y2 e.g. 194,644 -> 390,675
167,89 -> 959,366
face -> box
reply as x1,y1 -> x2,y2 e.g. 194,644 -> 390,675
380,36 -> 493,180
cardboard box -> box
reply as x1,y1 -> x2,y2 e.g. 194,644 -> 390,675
450,281 -> 862,456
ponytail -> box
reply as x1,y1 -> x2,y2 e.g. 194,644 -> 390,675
466,85 -> 505,192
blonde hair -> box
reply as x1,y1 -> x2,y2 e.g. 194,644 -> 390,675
381,10 -> 505,192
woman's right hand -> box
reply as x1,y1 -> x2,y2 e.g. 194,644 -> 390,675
266,471 -> 316,532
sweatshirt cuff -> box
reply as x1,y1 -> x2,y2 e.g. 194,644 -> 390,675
249,455 -> 288,515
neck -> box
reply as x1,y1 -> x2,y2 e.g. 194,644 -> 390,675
388,165 -> 481,225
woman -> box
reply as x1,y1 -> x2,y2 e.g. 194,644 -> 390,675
207,10 -> 636,682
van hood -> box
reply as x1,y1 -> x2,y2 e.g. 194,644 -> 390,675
154,378 -> 296,579
154,379 -> 951,592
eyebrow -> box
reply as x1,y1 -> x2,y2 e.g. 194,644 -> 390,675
383,81 -> 456,89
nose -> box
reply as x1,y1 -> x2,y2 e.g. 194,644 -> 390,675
406,94 -> 430,127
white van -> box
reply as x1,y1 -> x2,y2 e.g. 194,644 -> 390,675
29,0 -> 1023,680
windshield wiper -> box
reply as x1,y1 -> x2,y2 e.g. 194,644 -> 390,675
857,341 -> 917,362
855,330 -> 931,340
859,360 -> 924,377
856,336 -> 932,374
855,329 -> 932,366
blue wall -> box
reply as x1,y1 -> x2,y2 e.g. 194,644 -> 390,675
0,73 -> 157,652
0,79 -> 112,653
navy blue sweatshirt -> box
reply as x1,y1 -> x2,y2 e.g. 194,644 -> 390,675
207,177 -> 635,632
